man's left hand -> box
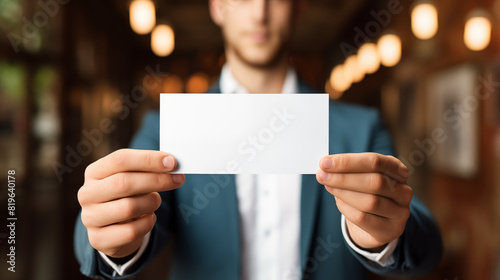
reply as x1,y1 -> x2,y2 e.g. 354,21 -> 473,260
316,153 -> 413,252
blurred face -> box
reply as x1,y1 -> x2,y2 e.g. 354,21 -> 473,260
211,0 -> 296,68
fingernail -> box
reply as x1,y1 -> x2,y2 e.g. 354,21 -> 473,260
319,170 -> 330,181
322,158 -> 333,169
172,174 -> 184,184
163,156 -> 174,169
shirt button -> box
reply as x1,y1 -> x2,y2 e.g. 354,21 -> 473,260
264,229 -> 271,237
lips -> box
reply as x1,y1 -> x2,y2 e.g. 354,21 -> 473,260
246,31 -> 270,44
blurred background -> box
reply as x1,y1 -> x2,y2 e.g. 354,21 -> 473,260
0,0 -> 500,279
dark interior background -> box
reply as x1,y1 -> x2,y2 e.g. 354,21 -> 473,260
1,0 -> 500,279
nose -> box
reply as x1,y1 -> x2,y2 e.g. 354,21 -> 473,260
250,0 -> 268,24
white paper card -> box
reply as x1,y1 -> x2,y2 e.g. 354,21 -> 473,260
160,94 -> 329,174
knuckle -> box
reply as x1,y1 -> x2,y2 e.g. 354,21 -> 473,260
146,215 -> 156,231
122,224 -> 141,243
151,192 -> 162,210
113,174 -> 130,194
406,186 -> 414,203
80,209 -> 92,227
84,164 -> 93,179
369,174 -> 384,192
144,152 -> 156,169
87,230 -> 101,250
369,154 -> 382,170
120,198 -> 137,219
77,186 -> 89,205
365,195 -> 379,212
329,187 -> 340,196
353,211 -> 367,224
111,149 -> 128,166
336,155 -> 349,170
399,164 -> 409,177
156,173 -> 171,189
330,173 -> 346,187
401,207 -> 411,221
401,185 -> 414,205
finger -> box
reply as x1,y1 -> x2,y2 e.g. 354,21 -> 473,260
325,187 -> 409,219
316,171 -> 413,206
82,193 -> 162,227
79,172 -> 185,204
85,149 -> 179,180
87,213 -> 156,254
320,153 -> 409,183
335,198 -> 393,242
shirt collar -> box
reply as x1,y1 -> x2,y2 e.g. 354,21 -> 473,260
220,64 -> 299,94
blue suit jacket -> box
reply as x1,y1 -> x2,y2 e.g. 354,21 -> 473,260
74,82 -> 442,279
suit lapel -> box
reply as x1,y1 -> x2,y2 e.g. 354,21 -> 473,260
221,175 -> 241,275
300,174 -> 321,269
202,174 -> 241,277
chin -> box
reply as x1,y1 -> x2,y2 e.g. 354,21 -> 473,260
237,47 -> 284,68
245,55 -> 275,67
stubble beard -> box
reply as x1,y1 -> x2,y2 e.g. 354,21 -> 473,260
227,38 -> 290,70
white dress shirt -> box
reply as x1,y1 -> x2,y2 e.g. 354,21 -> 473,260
100,64 -> 398,278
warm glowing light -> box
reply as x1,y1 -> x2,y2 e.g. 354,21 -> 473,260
358,43 -> 380,74
325,80 -> 343,100
344,55 -> 365,83
325,80 -> 344,99
464,10 -> 491,51
329,65 -> 352,93
129,0 -> 156,35
411,2 -> 438,40
151,24 -> 175,57
186,73 -> 210,93
162,75 -> 184,93
377,34 -> 402,67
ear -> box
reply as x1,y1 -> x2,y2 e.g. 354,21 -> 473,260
209,0 -> 224,26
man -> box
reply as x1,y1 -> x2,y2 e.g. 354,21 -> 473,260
75,0 -> 442,279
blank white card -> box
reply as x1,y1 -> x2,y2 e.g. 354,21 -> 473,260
160,94 -> 329,174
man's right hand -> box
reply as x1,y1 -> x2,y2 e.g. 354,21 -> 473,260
77,149 -> 185,258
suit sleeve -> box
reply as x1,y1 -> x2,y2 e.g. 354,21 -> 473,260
74,111 -> 174,279
345,110 -> 443,277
